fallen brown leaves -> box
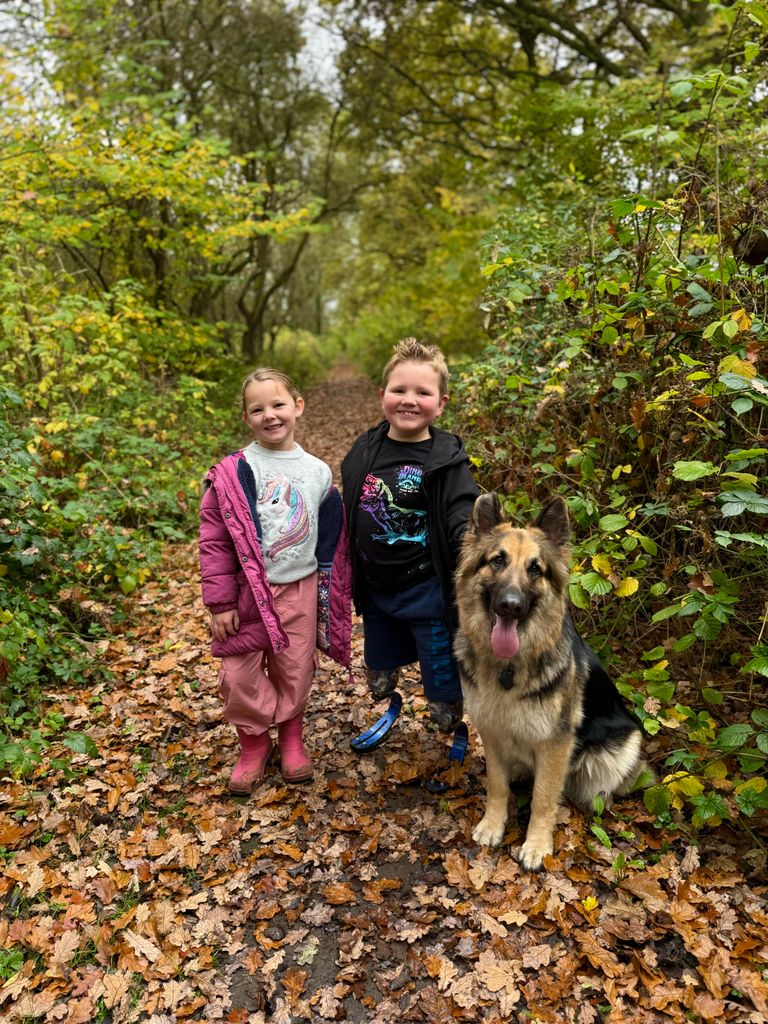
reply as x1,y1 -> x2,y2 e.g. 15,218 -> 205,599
2,377 -> 767,1023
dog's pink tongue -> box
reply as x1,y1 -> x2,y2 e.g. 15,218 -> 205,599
491,616 -> 520,659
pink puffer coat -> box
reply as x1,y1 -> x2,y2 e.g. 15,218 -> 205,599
199,452 -> 352,669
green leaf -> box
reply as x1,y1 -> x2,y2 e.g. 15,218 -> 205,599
701,687 -> 723,705
738,753 -> 766,773
734,785 -> 768,816
669,80 -> 693,100
672,634 -> 697,653
119,574 -> 138,595
63,732 -> 99,756
611,199 -> 636,219
731,398 -> 754,415
748,5 -> 768,28
638,535 -> 658,555
726,448 -> 768,461
720,500 -> 747,516
652,604 -> 681,622
687,302 -> 713,317
671,460 -> 716,481
694,618 -> 722,641
641,646 -> 665,661
580,572 -> 613,596
644,784 -> 670,816
599,513 -> 629,531
714,531 -> 768,551
713,531 -> 734,548
590,824 -> 612,849
687,282 -> 711,303
691,794 -> 730,827
647,681 -> 675,703
0,742 -> 26,768
716,723 -> 754,750
569,582 -> 590,609
743,655 -> 768,678
744,41 -> 760,64
719,489 -> 768,515
722,471 -> 759,487
719,372 -> 750,391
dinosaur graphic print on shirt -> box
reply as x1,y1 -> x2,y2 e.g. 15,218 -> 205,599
354,436 -> 436,591
360,467 -> 427,545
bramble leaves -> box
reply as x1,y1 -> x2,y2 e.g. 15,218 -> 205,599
672,461 -> 717,481
446,0 -> 768,834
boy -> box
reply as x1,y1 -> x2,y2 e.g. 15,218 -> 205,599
341,338 -> 479,737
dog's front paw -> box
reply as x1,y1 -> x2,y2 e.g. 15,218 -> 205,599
518,835 -> 552,871
472,815 -> 506,849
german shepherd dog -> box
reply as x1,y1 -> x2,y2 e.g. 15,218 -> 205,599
454,494 -> 646,871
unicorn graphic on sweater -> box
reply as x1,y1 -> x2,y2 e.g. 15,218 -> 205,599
259,475 -> 310,558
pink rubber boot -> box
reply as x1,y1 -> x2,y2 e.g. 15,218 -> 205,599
277,714 -> 314,783
229,728 -> 273,795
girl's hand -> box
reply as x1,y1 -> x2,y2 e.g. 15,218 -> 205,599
211,609 -> 240,642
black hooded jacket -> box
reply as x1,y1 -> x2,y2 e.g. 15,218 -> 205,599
341,421 -> 480,631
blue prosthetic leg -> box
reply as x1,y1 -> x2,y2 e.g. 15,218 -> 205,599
350,692 -> 403,752
425,721 -> 470,794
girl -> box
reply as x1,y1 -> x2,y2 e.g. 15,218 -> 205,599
199,368 -> 351,794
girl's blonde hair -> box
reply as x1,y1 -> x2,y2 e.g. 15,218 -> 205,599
241,367 -> 301,409
381,337 -> 450,395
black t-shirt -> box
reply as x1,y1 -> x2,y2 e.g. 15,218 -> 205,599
354,436 -> 435,591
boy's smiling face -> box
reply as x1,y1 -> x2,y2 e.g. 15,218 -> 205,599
379,359 -> 448,442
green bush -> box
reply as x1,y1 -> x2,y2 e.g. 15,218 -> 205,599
448,178 -> 768,826
0,286 -> 245,776
268,326 -> 341,389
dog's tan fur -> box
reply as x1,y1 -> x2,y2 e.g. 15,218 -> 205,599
454,494 -> 645,871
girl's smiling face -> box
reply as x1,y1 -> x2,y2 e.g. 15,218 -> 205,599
242,378 -> 304,451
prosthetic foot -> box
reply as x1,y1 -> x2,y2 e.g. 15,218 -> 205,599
350,692 -> 403,752
425,721 -> 470,794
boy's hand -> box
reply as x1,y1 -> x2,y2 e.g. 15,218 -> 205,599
211,610 -> 239,642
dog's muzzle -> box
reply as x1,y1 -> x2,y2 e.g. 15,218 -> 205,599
489,587 -> 530,660
492,587 -> 530,621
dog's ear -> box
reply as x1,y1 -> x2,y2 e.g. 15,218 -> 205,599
471,492 -> 503,535
535,496 -> 570,546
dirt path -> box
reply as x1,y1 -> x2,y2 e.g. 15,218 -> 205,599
295,372 -> 381,484
2,376 -> 768,1024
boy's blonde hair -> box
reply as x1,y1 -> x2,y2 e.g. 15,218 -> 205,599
381,337 -> 450,395
241,367 -> 301,409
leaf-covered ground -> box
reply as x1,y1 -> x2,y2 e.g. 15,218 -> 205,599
2,374 -> 768,1024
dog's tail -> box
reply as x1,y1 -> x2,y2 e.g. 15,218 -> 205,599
567,732 -> 650,809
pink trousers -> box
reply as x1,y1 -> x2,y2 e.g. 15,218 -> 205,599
218,573 -> 318,737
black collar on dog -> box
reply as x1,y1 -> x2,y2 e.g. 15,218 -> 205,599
499,666 -> 515,690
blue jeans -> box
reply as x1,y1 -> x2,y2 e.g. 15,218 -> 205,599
362,577 -> 462,703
